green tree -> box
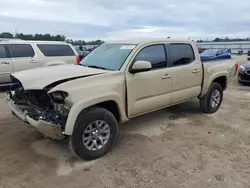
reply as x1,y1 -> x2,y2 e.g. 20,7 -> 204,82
34,34 -> 43,40
43,34 -> 52,40
3,31 -> 105,43
213,38 -> 221,42
0,32 -> 13,38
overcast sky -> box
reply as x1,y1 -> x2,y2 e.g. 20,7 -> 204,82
0,0 -> 250,41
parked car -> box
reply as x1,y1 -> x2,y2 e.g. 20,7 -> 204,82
247,50 -> 250,56
7,39 -> 237,160
198,47 -> 207,54
238,61 -> 250,84
77,50 -> 90,61
236,49 -> 243,56
200,49 -> 231,61
0,40 -> 79,86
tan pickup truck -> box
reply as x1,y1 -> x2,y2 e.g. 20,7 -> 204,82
7,39 -> 238,160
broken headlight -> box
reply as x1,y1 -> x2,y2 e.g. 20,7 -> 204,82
50,91 -> 68,103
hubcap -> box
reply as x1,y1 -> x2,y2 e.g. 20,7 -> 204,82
210,89 -> 221,108
82,120 -> 110,151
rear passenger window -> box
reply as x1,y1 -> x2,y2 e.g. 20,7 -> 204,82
134,45 -> 166,69
168,44 -> 195,67
37,44 -> 75,57
8,44 -> 35,58
0,45 -> 7,58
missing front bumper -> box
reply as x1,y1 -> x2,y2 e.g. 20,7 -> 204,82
8,100 -> 65,140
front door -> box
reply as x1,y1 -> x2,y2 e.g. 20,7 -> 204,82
0,44 -> 12,83
126,44 -> 172,118
166,43 -> 203,104
7,44 -> 39,72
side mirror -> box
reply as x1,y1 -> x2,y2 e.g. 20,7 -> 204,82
130,60 -> 152,73
247,57 -> 250,61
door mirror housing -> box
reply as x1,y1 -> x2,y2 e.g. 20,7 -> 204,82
130,60 -> 152,73
247,57 -> 250,61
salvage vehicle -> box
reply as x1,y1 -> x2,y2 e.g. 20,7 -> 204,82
7,39 -> 238,160
200,49 -> 231,61
238,61 -> 250,84
0,40 -> 79,86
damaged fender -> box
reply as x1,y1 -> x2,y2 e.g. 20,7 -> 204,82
63,91 -> 127,136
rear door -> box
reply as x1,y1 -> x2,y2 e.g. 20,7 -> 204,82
166,43 -> 202,104
7,44 -> 39,72
37,44 -> 76,65
0,44 -> 12,83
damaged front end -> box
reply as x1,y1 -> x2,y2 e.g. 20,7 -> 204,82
7,77 -> 70,140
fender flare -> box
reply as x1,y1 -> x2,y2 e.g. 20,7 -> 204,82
200,72 -> 228,98
63,92 -> 127,135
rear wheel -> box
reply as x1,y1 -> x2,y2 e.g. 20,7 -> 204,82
200,82 -> 223,114
69,107 -> 118,160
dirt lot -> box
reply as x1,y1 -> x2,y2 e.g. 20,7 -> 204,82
0,56 -> 250,188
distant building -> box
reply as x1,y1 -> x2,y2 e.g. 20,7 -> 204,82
197,41 -> 250,54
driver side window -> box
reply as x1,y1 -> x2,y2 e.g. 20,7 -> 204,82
134,45 -> 166,70
0,45 -> 7,59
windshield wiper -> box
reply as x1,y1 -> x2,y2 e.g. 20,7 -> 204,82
85,65 -> 107,70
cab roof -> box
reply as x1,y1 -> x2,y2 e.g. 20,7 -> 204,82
108,38 -> 193,45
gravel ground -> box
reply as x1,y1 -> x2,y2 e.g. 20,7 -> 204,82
0,56 -> 249,188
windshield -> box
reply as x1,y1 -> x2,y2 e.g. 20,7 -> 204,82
201,49 -> 217,55
80,43 -> 136,70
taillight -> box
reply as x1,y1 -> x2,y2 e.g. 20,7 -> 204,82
76,56 -> 81,64
235,64 -> 239,75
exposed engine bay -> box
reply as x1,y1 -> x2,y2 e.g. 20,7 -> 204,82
8,78 -> 69,133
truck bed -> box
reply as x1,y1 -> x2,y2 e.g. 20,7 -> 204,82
200,58 -> 237,97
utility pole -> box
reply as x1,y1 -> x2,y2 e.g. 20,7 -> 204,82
14,29 -> 17,38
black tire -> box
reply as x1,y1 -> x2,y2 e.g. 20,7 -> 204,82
200,82 -> 223,114
69,107 -> 118,160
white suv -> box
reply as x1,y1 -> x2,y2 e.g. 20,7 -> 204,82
0,40 -> 79,86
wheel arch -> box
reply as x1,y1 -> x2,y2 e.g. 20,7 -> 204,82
212,75 -> 227,91
200,73 -> 228,98
64,93 -> 128,135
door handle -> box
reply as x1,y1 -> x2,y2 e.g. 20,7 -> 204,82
162,74 -> 172,79
1,61 -> 9,65
30,60 -> 37,63
192,69 -> 200,73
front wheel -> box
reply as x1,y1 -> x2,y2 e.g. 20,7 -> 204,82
200,82 -> 223,114
69,107 -> 118,160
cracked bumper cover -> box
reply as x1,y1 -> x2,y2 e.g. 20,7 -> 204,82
8,100 -> 65,140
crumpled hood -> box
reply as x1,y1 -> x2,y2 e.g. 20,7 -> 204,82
11,64 -> 109,90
